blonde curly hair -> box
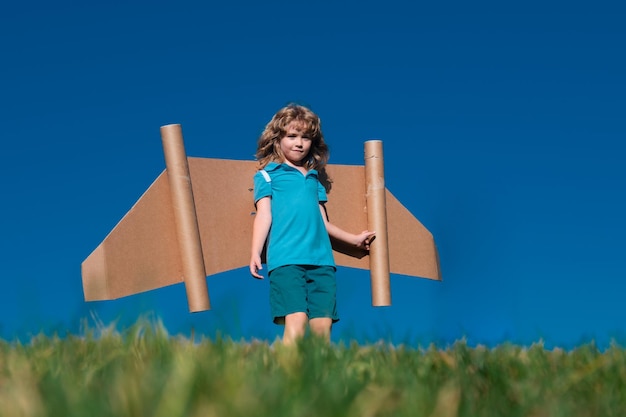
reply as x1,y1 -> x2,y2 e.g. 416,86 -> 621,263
256,104 -> 329,171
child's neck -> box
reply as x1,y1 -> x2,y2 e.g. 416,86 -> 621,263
283,160 -> 308,175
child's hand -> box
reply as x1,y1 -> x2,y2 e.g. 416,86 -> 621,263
355,231 -> 376,251
250,254 -> 264,279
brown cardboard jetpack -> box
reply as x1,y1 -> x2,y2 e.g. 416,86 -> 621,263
81,124 -> 441,313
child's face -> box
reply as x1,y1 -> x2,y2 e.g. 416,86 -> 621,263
279,121 -> 312,167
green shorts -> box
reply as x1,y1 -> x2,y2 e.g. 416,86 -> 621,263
269,265 -> 339,325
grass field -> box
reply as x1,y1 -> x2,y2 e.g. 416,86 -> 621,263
1,319 -> 625,417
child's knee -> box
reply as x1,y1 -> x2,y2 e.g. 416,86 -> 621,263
309,317 -> 332,335
283,312 -> 308,345
285,312 -> 308,329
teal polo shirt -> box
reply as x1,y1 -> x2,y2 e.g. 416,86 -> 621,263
253,162 -> 335,272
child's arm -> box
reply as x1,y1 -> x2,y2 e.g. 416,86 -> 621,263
319,204 -> 375,250
250,197 -> 272,279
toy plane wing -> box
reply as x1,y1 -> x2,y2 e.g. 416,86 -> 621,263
82,125 -> 440,312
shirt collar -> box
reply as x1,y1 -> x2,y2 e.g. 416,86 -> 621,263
265,162 -> 318,176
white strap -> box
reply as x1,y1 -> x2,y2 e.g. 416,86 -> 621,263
260,169 -> 271,183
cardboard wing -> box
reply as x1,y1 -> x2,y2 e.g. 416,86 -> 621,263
81,125 -> 441,312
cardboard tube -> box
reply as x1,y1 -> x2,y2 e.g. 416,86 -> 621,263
161,124 -> 210,312
364,140 -> 391,306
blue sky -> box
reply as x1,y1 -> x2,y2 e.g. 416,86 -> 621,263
1,1 -> 624,348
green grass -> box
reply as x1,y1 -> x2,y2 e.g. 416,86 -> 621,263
1,319 -> 625,417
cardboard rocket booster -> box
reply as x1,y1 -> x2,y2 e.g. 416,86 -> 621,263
81,124 -> 441,312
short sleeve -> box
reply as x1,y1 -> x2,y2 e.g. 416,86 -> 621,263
317,179 -> 328,203
253,171 -> 272,204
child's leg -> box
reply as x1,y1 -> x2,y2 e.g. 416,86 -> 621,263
269,265 -> 308,345
309,317 -> 332,341
283,312 -> 308,345
306,266 -> 338,343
